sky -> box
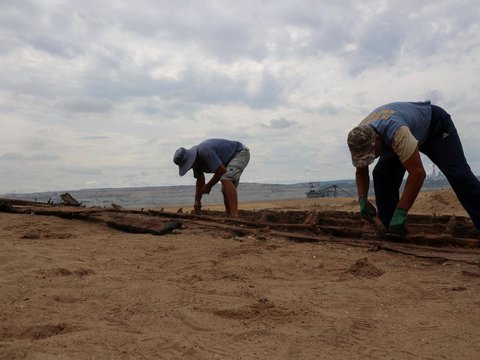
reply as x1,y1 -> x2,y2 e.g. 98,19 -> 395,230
1,0 -> 480,193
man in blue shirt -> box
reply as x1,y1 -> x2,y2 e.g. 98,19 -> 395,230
347,101 -> 480,235
173,139 -> 250,217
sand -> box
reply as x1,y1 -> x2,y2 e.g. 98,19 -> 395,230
1,189 -> 480,359
166,188 -> 469,216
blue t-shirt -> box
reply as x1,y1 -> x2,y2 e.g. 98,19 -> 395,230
193,139 -> 244,178
360,101 -> 432,148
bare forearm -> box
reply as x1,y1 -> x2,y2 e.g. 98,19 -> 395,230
397,171 -> 425,210
355,167 -> 370,198
398,147 -> 426,210
206,172 -> 223,189
203,165 -> 227,193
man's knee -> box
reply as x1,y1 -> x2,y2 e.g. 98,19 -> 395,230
221,178 -> 238,189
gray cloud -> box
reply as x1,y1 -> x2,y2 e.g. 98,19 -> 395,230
0,153 -> 60,161
0,153 -> 24,161
28,35 -> 83,59
81,135 -> 111,141
263,118 -> 298,129
0,0 -> 479,192
424,90 -> 444,105
29,154 -> 61,161
57,98 -> 113,113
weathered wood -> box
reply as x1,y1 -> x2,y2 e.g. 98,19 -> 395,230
107,220 -> 182,236
13,206 -> 144,217
0,201 -> 17,213
148,209 -> 318,232
189,219 -> 480,264
0,197 -> 52,206
2,202 -> 479,249
60,192 -> 81,206
111,203 -> 125,210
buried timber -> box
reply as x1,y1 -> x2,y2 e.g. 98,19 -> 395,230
1,190 -> 480,359
1,191 -> 480,251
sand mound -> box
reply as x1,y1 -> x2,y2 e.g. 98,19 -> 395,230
347,258 -> 385,278
410,189 -> 467,216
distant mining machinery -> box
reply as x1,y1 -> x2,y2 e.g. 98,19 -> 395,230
306,183 -> 354,198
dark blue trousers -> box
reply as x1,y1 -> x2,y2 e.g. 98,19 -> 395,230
373,105 -> 480,230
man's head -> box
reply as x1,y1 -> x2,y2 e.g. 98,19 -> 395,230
347,125 -> 377,168
173,146 -> 198,176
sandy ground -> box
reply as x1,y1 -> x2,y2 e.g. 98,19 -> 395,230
1,189 -> 480,359
172,188 -> 470,217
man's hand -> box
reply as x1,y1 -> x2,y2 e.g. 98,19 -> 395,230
201,184 -> 212,194
194,200 -> 202,214
359,197 -> 377,220
389,208 -> 408,236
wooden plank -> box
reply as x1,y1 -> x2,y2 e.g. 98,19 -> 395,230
107,219 -> 182,236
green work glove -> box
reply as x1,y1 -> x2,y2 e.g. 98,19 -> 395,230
389,208 -> 408,236
359,197 -> 377,220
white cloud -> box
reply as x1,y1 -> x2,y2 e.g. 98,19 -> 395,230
0,0 -> 479,193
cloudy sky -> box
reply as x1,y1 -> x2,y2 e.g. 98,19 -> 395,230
1,0 -> 479,193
